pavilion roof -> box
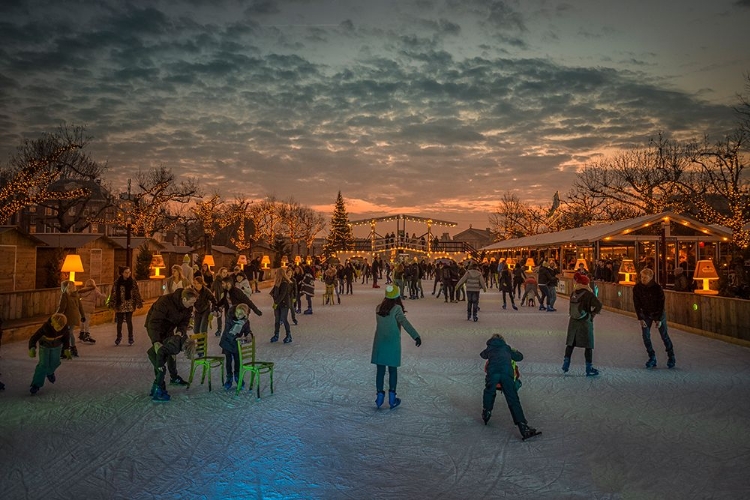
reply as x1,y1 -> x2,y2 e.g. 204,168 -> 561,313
349,214 -> 456,227
480,211 -> 732,251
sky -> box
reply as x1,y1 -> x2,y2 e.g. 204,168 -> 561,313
1,0 -> 749,236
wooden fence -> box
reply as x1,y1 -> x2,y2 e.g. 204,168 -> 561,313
558,278 -> 750,345
1,279 -> 165,323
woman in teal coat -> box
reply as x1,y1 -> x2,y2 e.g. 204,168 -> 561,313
371,284 -> 422,409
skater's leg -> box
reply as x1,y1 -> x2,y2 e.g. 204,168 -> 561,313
483,373 -> 501,411
387,366 -> 398,392
375,364 -> 386,392
499,375 -> 527,425
641,320 -> 656,356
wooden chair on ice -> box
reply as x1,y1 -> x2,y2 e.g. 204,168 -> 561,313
236,336 -> 275,398
186,333 -> 224,392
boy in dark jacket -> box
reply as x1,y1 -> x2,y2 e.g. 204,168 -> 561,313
480,334 -> 540,440
219,304 -> 249,390
28,313 -> 71,395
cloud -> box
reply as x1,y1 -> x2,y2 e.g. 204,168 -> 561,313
0,0 -> 742,229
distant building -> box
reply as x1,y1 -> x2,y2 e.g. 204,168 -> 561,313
453,226 -> 494,252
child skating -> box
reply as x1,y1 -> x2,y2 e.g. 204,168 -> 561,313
480,333 -> 540,440
28,313 -> 71,395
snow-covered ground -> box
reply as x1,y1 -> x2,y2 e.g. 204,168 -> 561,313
1,280 -> 749,500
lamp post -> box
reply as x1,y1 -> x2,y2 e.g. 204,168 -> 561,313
125,216 -> 132,270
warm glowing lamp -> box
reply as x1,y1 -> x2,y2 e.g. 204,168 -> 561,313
61,254 -> 84,285
281,256 -> 289,267
202,255 -> 215,268
524,257 -> 535,273
693,260 -> 719,295
261,255 -> 271,269
618,259 -> 636,285
506,258 -> 516,270
237,255 -> 248,270
150,254 -> 166,279
575,258 -> 588,271
306,256 -> 312,266
294,255 -> 301,266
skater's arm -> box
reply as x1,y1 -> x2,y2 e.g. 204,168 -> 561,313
510,348 -> 524,362
394,306 -> 419,341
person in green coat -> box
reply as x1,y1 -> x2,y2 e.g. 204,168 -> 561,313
562,272 -> 603,376
371,284 -> 422,409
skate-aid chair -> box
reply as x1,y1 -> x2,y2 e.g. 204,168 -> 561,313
236,335 -> 275,398
323,283 -> 336,305
186,333 -> 224,391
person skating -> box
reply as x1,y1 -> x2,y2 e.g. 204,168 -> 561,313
480,333 -> 540,440
77,278 -> 105,344
371,285 -> 422,409
455,261 -> 487,321
633,267 -> 676,369
499,267 -> 518,310
56,280 -> 85,357
219,304 -> 249,390
111,266 -> 143,345
562,273 -> 602,376
270,268 -> 294,343
145,288 -> 199,400
28,313 -> 71,395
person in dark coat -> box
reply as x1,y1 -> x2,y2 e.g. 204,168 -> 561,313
270,268 -> 294,344
300,266 -> 316,314
633,268 -> 676,369
192,276 -> 217,335
112,266 -> 143,345
219,304 -> 249,390
56,280 -> 85,358
562,273 -> 603,376
370,285 -> 422,409
480,333 -> 540,440
28,313 -> 71,395
146,288 -> 198,400
499,267 -> 518,310
673,267 -> 690,292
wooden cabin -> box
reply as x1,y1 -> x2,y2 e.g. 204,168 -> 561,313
0,226 -> 46,291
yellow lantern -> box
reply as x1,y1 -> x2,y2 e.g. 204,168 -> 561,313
61,254 -> 84,285
618,259 -> 636,285
693,260 -> 719,295
261,255 -> 271,269
237,255 -> 248,270
202,255 -> 215,268
150,254 -> 166,279
524,257 -> 535,273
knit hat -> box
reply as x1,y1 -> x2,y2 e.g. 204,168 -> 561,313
573,272 -> 590,286
385,284 -> 400,299
183,254 -> 190,263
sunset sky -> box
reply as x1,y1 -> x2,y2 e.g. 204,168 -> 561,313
1,0 -> 749,235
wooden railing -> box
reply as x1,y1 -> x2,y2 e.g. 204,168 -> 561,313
557,278 -> 750,344
0,279 -> 165,322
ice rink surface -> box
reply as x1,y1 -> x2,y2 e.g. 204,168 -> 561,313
1,280 -> 749,499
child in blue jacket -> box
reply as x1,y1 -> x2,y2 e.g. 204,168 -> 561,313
28,313 -> 71,395
480,333 -> 540,440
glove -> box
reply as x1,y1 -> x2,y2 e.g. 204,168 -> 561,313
415,337 -> 422,347
639,320 -> 647,328
656,321 -> 662,329
29,348 -> 36,358
63,349 -> 73,360
81,316 -> 86,322
257,310 -> 263,316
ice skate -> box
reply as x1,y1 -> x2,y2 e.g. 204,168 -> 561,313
270,334 -> 279,343
152,387 -> 171,402
562,357 -> 570,373
482,409 -> 491,425
585,363 -> 599,377
170,376 -> 189,386
30,384 -> 40,395
375,391 -> 385,408
388,390 -> 400,409
667,351 -> 676,369
645,355 -> 657,369
283,335 -> 293,344
47,373 -> 56,384
519,423 -> 541,441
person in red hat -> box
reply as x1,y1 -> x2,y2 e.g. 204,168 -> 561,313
562,272 -> 603,376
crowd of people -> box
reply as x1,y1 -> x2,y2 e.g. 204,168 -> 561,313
8,251 -> 682,442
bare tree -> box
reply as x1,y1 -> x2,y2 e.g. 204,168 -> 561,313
488,192 -> 546,240
126,166 -> 200,237
250,196 -> 283,245
297,207 -> 326,257
191,193 -> 233,253
574,134 -> 691,216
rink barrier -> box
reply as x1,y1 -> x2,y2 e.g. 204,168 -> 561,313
558,278 -> 750,347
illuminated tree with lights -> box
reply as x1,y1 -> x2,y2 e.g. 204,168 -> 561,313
687,130 -> 749,250
278,197 -> 305,257
323,191 -> 354,255
191,193 -> 233,253
124,166 -> 199,237
573,134 -> 690,216
250,196 -> 283,246
226,197 -> 255,256
298,206 -> 326,257
0,125 -> 97,223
